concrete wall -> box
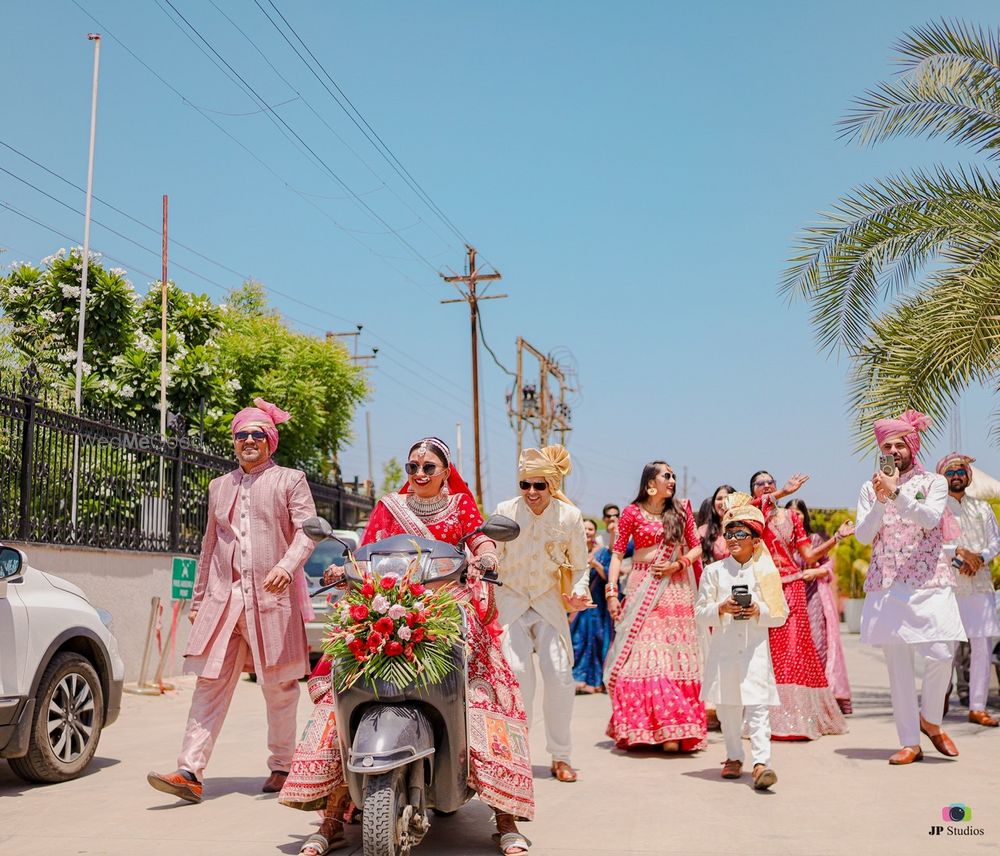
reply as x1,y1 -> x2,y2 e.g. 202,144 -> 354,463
8,542 -> 194,682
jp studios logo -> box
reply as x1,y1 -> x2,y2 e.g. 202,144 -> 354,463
930,804 -> 985,837
943,804 -> 972,823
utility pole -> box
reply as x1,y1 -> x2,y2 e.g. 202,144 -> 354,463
441,245 -> 506,507
509,337 -> 574,461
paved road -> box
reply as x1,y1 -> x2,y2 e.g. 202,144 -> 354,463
2,632 -> 997,855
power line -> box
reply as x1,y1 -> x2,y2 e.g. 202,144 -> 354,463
477,312 -> 516,377
257,0 -> 471,247
157,0 -> 443,275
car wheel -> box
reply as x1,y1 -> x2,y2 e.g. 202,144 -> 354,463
8,652 -> 105,784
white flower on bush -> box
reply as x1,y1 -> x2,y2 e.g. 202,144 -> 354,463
58,350 -> 76,364
119,384 -> 135,399
387,604 -> 407,621
371,594 -> 391,614
397,625 -> 412,641
59,283 -> 81,299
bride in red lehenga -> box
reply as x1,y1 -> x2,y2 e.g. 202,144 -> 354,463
280,437 -> 534,856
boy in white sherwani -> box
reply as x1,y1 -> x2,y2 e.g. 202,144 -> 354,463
696,498 -> 788,790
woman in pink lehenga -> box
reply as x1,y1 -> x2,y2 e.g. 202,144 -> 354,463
604,461 -> 707,753
280,437 -> 534,856
786,499 -> 852,714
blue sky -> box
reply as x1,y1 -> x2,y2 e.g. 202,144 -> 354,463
3,0 -> 999,514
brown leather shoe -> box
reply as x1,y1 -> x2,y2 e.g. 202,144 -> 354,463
262,770 -> 289,793
147,769 -> 203,803
888,747 -> 923,765
969,710 -> 999,727
920,724 -> 959,757
551,760 -> 577,782
720,759 -> 743,779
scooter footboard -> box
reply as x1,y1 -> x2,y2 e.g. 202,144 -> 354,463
346,704 -> 436,775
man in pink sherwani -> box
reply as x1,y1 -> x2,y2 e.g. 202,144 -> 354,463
147,398 -> 316,803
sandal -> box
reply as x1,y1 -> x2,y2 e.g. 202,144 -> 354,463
492,831 -> 532,855
299,821 -> 348,855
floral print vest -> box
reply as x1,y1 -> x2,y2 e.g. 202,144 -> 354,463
865,471 -> 955,591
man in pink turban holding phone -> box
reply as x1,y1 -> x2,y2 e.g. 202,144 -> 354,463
147,398 -> 317,803
854,410 -> 966,765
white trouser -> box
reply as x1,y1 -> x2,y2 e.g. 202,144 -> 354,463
969,635 -> 995,712
501,608 -> 574,762
716,704 -> 770,767
881,641 -> 956,747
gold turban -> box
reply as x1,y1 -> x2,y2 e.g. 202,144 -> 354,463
518,445 -> 574,505
722,492 -> 787,621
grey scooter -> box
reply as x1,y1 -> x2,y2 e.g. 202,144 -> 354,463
303,514 -> 519,856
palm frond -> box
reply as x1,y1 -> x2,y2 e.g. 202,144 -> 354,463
841,19 -> 1000,155
782,164 -> 1000,354
847,270 -> 1000,450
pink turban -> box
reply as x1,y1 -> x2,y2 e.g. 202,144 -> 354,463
873,410 -> 931,459
935,452 -> 975,477
231,397 -> 291,452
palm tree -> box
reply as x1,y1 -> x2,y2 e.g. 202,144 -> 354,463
782,19 -> 1000,448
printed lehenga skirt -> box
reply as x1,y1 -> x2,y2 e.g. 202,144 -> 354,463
604,561 -> 707,751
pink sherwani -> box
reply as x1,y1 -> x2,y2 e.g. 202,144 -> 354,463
177,459 -> 316,780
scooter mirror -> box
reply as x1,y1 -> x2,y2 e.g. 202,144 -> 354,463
302,516 -> 333,542
478,514 -> 520,543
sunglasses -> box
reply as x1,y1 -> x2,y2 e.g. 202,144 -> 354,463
405,462 -> 443,476
944,468 -> 968,478
604,513 -> 620,520
753,478 -> 776,488
658,472 -> 677,481
723,529 -> 754,541
234,430 -> 267,441
519,480 -> 548,491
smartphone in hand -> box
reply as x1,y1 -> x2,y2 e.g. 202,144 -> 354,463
732,584 -> 752,620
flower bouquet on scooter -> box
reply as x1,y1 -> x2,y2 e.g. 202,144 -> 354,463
324,556 -> 463,691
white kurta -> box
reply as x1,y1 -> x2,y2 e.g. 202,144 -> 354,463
695,557 -> 785,707
860,583 -> 966,646
942,494 -> 1000,638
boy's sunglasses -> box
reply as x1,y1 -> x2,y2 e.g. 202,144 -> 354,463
944,468 -> 968,478
723,529 -> 754,541
405,462 -> 442,476
519,480 -> 548,491
234,430 -> 267,441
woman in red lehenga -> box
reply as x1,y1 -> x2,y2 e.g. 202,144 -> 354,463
604,461 -> 707,753
280,437 -> 534,856
749,471 -> 851,739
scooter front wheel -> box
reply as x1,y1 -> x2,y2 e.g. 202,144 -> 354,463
362,768 -> 408,856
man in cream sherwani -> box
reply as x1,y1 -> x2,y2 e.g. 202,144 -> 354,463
493,445 -> 591,783
147,398 -> 316,803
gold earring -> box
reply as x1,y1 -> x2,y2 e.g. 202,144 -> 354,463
646,486 -> 657,496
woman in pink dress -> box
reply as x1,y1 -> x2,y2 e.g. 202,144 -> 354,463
750,471 -> 851,739
280,437 -> 534,856
698,484 -> 737,563
786,499 -> 853,714
604,461 -> 707,752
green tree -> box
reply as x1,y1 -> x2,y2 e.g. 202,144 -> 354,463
217,283 -> 367,474
782,20 -> 1000,447
380,457 -> 404,497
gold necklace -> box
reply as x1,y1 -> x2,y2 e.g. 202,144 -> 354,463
640,503 -> 665,518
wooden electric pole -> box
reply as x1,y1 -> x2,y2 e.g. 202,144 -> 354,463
441,245 -> 506,507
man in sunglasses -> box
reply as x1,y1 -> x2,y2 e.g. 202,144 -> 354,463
493,445 -> 591,783
854,411 -> 966,765
148,398 -> 317,803
936,453 -> 1000,727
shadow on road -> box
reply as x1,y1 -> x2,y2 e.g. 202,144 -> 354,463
0,754 -> 121,796
833,747 -> 956,763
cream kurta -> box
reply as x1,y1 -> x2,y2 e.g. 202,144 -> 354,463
493,496 -> 589,650
943,494 -> 1000,638
695,556 -> 786,706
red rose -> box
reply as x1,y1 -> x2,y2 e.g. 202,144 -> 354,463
360,582 -> 375,597
367,632 -> 384,651
354,651 -> 367,662
374,617 -> 394,635
349,604 -> 370,621
409,583 -> 426,596
384,641 -> 404,657
348,639 -> 365,654
380,576 -> 397,590
405,612 -> 418,628
416,611 -> 429,625
412,628 -> 425,643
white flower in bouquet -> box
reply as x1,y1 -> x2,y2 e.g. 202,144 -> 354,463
387,604 -> 407,620
372,594 -> 391,614
397,625 -> 412,641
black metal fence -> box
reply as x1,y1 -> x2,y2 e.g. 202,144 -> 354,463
0,365 -> 373,554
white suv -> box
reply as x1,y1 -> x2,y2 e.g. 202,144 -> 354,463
303,529 -> 357,668
0,544 -> 125,783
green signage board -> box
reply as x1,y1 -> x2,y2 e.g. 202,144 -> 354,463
171,557 -> 196,600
